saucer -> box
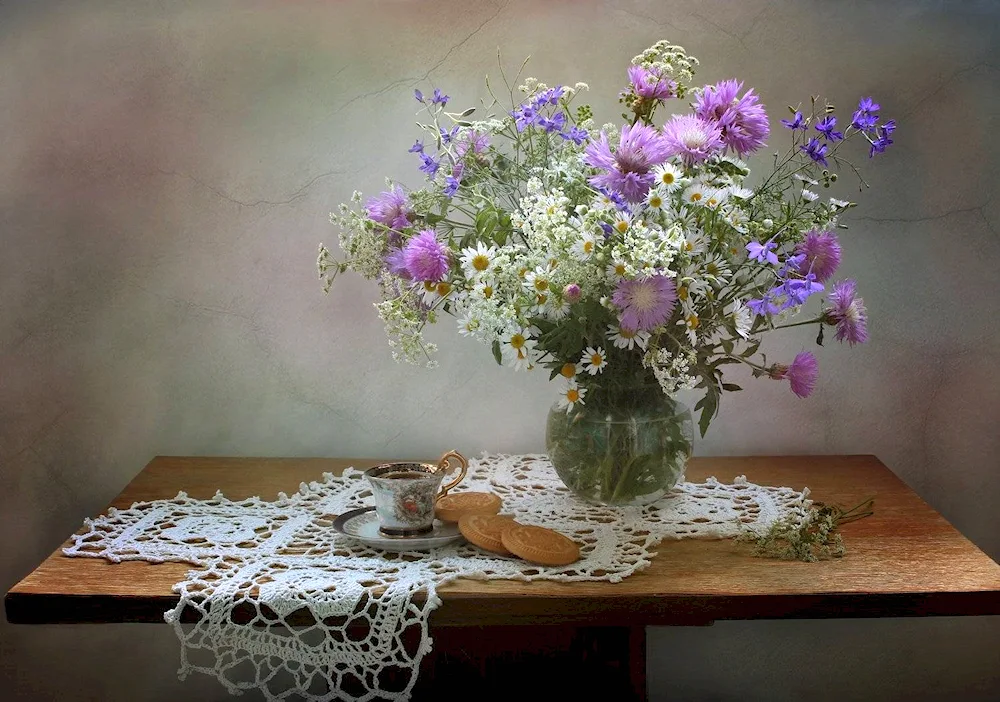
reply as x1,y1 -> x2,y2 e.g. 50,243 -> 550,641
332,507 -> 465,552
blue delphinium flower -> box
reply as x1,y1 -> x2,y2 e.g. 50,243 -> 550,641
418,153 -> 440,177
800,138 -> 829,166
780,111 -> 806,130
560,126 -> 589,145
746,240 -> 779,265
815,116 -> 844,141
443,176 -> 460,197
439,126 -> 459,144
851,97 -> 880,132
414,89 -> 425,103
408,140 -> 424,154
538,112 -> 566,133
431,88 -> 449,105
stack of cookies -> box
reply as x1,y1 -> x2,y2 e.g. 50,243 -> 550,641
435,492 -> 580,566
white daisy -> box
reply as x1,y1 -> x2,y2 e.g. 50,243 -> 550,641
556,381 -> 587,413
420,280 -> 453,305
681,230 -> 707,256
703,255 -> 731,282
606,258 -> 629,280
611,212 -> 632,235
572,231 -> 599,260
794,173 -> 819,186
460,243 -> 497,278
725,206 -> 749,234
703,188 -> 729,210
728,186 -> 754,200
677,312 -> 700,344
607,325 -> 651,350
558,361 -> 578,380
547,295 -> 571,320
728,299 -> 753,339
801,189 -> 819,202
456,313 -> 480,337
652,162 -> 683,191
681,183 -> 707,206
530,291 -> 550,316
645,187 -> 668,211
580,346 -> 608,375
829,197 -> 851,210
473,278 -> 498,301
502,328 -> 537,372
523,267 -> 550,296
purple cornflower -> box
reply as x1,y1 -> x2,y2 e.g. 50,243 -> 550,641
781,111 -> 806,130
660,114 -> 724,166
771,351 -> 819,398
538,111 -> 567,133
584,123 -> 674,203
402,230 -> 450,282
611,274 -> 677,332
443,176 -> 460,198
746,239 -> 779,265
826,279 -> 868,345
384,247 -> 411,279
795,230 -> 841,282
693,79 -> 770,156
418,153 -> 440,177
800,138 -> 829,166
431,88 -> 449,105
815,116 -> 844,141
627,65 -> 677,100
563,283 -> 582,304
560,125 -> 589,145
408,140 -> 424,154
365,185 -> 413,231
456,130 -> 490,158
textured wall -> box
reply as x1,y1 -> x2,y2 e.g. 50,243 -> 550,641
2,0 -> 998,699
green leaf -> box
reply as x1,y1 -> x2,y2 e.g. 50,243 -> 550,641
721,338 -> 734,355
742,339 -> 761,358
698,392 -> 718,438
722,383 -> 743,392
491,339 -> 502,365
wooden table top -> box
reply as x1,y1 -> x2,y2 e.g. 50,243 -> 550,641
6,455 -> 1000,627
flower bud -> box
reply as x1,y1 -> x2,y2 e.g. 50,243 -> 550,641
563,283 -> 582,304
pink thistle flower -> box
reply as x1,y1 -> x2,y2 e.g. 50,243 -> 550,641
795,229 -> 842,283
627,65 -> 677,101
365,185 -> 412,231
563,283 -> 582,304
611,274 -> 677,332
402,229 -> 450,282
771,351 -> 819,398
826,279 -> 869,346
693,79 -> 770,156
584,123 -> 674,203
660,114 -> 724,166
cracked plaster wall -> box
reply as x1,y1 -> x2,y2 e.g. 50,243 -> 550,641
1,0 -> 997,699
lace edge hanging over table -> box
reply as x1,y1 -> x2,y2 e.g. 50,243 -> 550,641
63,453 -> 812,702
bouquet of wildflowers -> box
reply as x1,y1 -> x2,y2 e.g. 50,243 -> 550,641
319,40 -> 893,499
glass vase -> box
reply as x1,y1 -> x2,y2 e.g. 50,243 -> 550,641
545,385 -> 694,506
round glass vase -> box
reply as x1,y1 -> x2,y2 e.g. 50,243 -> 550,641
545,386 -> 694,506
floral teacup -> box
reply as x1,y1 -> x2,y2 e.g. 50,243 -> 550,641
363,450 -> 468,536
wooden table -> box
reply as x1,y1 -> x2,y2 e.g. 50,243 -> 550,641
7,455 -> 1000,700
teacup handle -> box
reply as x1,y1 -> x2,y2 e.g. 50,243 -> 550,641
435,450 -> 468,498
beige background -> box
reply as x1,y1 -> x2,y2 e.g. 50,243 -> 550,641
2,0 -> 998,699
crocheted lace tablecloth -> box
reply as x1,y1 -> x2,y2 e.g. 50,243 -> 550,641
64,454 -> 811,701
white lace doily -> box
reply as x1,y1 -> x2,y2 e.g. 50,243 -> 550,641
64,454 -> 811,701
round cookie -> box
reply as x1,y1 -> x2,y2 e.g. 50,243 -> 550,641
435,492 -> 502,523
500,524 -> 580,566
458,514 -> 517,555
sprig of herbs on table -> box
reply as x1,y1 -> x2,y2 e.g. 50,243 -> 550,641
735,496 -> 875,561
